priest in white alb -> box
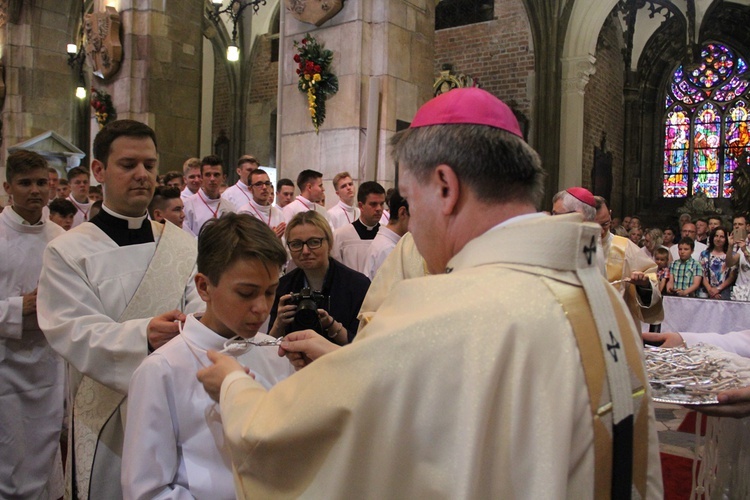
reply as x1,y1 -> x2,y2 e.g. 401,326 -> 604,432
1,150 -> 65,499
183,155 -> 236,237
331,181 -> 385,274
38,120 -> 203,499
197,88 -> 663,498
363,187 -> 410,280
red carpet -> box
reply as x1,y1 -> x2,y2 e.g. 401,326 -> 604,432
661,452 -> 695,500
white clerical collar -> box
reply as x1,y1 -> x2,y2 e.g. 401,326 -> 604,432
5,206 -> 44,227
359,219 -> 378,231
337,200 -> 355,212
102,204 -> 148,229
296,196 -> 316,210
250,198 -> 270,213
181,314 -> 234,352
237,180 -> 249,190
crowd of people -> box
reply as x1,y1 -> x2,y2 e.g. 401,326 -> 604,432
1,87 -> 749,499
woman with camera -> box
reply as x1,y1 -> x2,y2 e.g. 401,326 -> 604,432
268,211 -> 370,345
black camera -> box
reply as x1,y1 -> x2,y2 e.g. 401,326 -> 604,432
289,287 -> 330,335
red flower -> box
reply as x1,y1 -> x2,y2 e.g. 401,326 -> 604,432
296,69 -> 301,75
302,38 -> 308,44
314,65 -> 321,73
293,54 -> 301,63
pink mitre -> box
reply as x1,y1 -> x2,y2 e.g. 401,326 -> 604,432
566,187 -> 596,207
409,87 -> 524,139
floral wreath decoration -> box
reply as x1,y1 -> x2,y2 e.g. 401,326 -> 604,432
90,88 -> 117,129
293,34 -> 339,133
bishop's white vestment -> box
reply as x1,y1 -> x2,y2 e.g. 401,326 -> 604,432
327,200 -> 359,231
217,215 -> 663,498
122,314 -> 294,500
38,209 -> 203,499
0,208 -> 65,499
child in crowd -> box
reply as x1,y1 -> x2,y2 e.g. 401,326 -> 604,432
667,237 -> 703,297
55,178 -> 70,199
122,214 -> 295,499
48,198 -> 76,231
653,247 -> 670,294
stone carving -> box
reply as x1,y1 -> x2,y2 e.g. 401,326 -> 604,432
84,6 -> 123,80
433,65 -> 479,97
285,0 -> 344,27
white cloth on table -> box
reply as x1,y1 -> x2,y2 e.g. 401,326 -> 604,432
217,215 -> 663,499
183,189 -> 237,237
122,314 -> 293,500
363,226 -> 401,280
0,208 -> 65,499
327,200 -> 359,231
221,180 -> 253,211
681,330 -> 750,358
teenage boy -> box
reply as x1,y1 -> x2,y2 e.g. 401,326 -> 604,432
667,237 -> 703,296
221,155 -> 259,209
55,178 -> 70,200
237,168 -> 286,238
328,171 -> 359,230
66,166 -> 91,228
181,157 -> 203,200
122,214 -> 294,499
184,155 -> 236,236
1,150 -> 65,498
48,198 -> 77,231
148,186 -> 186,229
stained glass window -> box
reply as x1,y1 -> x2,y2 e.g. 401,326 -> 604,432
663,42 -> 750,198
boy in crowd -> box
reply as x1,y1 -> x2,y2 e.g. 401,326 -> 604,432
163,170 -> 185,190
148,186 -> 186,229
88,184 -> 103,203
55,178 -> 70,200
667,237 -> 703,296
66,167 -> 91,227
653,246 -> 670,294
122,214 -> 294,498
48,198 -> 77,231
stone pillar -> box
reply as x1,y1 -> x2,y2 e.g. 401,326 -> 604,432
0,0 -> 76,203
105,0 -> 203,171
278,0 -> 434,195
559,54 -> 596,190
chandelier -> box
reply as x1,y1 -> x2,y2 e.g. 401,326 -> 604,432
209,0 -> 268,61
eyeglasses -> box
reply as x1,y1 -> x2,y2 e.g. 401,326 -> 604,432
251,181 -> 273,188
287,237 -> 326,252
600,220 -> 612,230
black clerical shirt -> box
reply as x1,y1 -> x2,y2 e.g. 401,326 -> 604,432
90,207 -> 154,247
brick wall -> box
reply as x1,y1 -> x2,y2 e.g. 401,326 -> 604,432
248,34 -> 279,105
582,13 -> 625,215
212,53 -> 232,151
245,33 -> 279,165
434,0 -> 534,121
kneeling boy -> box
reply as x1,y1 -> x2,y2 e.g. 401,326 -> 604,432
122,214 -> 294,499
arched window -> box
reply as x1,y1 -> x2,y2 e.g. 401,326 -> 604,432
663,42 -> 750,198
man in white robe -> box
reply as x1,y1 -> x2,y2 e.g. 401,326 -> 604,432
327,171 -> 360,230
1,150 -> 65,499
184,155 -> 236,237
66,166 -> 92,228
237,168 -> 286,238
122,215 -> 293,499
38,120 -> 203,499
363,187 -> 409,280
274,178 -> 295,209
282,169 -> 331,226
221,155 -> 258,210
331,181 -> 385,274
180,157 -> 202,201
197,88 -> 663,498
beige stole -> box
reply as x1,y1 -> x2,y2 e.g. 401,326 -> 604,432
67,222 -> 197,499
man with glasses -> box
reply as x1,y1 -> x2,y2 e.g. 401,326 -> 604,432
222,155 -> 259,209
669,221 -> 707,262
238,169 -> 286,238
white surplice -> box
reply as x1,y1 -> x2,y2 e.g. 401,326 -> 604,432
362,226 -> 401,280
122,314 -> 294,500
180,186 -> 197,201
183,189 -> 237,237
327,200 -> 359,231
331,222 -> 379,274
238,198 -> 285,231
282,196 -> 331,226
217,215 -> 663,498
221,180 -> 253,211
0,208 -> 65,499
67,195 -> 92,228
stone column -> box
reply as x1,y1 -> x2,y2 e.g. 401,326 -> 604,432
106,0 -> 203,171
559,54 -> 596,190
278,0 -> 434,194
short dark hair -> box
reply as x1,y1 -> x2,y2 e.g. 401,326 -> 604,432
276,178 -> 294,192
198,213 -> 287,286
654,247 -> 669,259
48,198 -> 77,217
695,217 -> 707,224
387,188 -> 409,222
163,171 -> 184,185
390,124 -> 545,207
678,237 -> 695,251
237,156 -> 259,169
249,168 -> 269,183
734,214 -> 748,225
6,150 -> 47,182
296,169 -> 323,191
93,119 -> 158,166
88,185 -> 102,195
58,179 -> 69,186
201,155 -> 224,175
66,167 -> 90,182
148,186 -> 181,218
357,181 -> 386,204
708,215 -> 722,223
707,226 -> 729,253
